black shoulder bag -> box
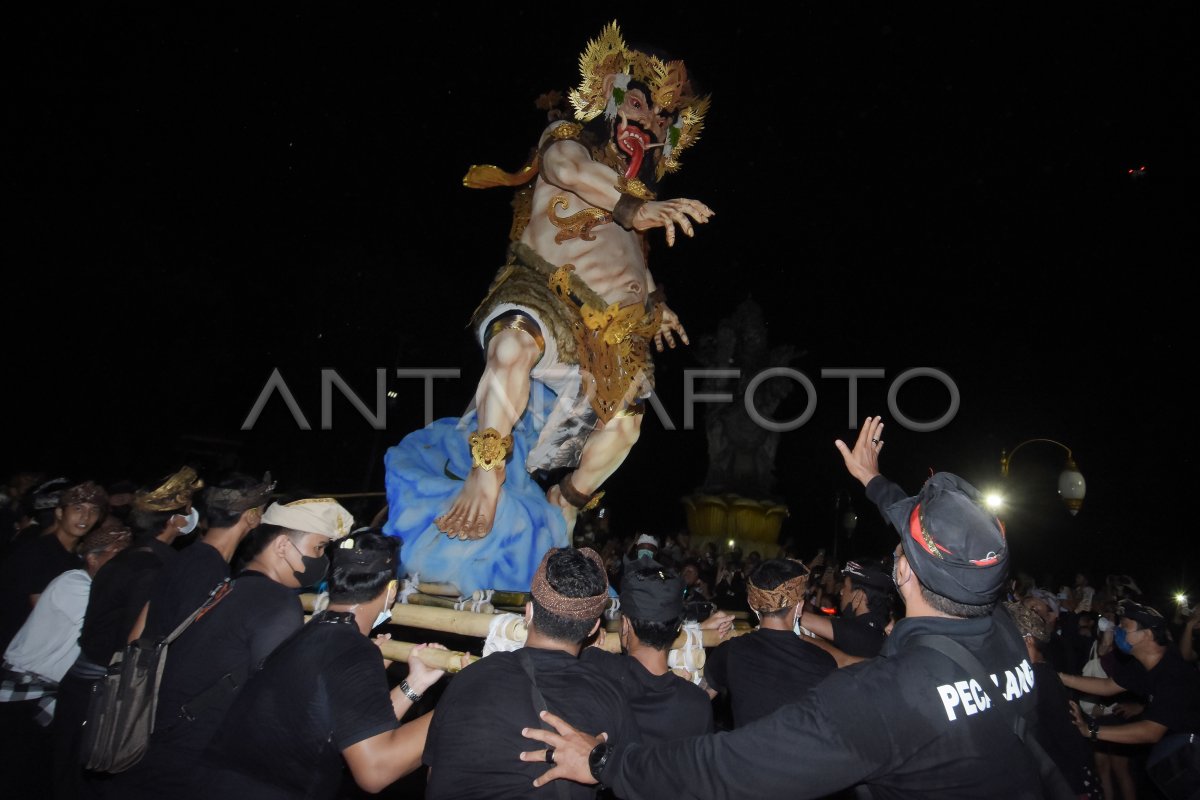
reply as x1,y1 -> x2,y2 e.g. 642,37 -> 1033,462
81,577 -> 233,772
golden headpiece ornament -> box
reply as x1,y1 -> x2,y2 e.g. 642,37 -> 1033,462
569,21 -> 710,180
133,466 -> 204,513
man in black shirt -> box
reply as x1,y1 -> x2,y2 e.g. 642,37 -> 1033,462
0,480 -> 106,653
202,531 -> 450,799
424,547 -> 637,799
137,471 -> 274,641
521,416 -> 1047,799
1006,601 -> 1101,798
51,468 -> 201,800
799,558 -> 892,659
75,468 -> 203,671
109,496 -> 354,799
1062,600 -> 1200,798
705,558 -> 836,728
582,557 -> 713,742
1025,587 -> 1081,675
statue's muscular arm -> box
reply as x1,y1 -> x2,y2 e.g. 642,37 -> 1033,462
540,139 -> 715,246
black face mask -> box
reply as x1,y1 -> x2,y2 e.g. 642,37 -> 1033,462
288,538 -> 329,587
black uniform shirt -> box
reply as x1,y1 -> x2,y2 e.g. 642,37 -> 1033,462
604,609 -> 1044,800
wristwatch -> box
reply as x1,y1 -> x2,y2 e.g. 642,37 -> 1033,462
399,680 -> 422,703
588,741 -> 613,787
1087,717 -> 1099,741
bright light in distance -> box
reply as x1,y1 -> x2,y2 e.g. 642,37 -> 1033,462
727,539 -> 736,549
386,390 -> 398,399
1177,593 -> 1189,606
984,493 -> 1005,512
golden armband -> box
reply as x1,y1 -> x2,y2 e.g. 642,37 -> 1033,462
469,428 -> 514,471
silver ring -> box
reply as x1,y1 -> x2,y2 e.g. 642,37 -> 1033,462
545,746 -> 556,764
871,438 -> 880,445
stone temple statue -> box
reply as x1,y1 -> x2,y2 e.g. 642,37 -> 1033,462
693,298 -> 798,500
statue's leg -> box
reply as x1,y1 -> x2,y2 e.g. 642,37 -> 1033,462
547,413 -> 642,535
436,328 -> 541,540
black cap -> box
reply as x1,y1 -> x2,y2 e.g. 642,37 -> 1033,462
1118,599 -> 1164,630
331,531 -> 398,575
619,556 -> 684,623
880,472 -> 1008,606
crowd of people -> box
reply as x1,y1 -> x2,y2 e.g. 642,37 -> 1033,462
1,417 -> 1199,798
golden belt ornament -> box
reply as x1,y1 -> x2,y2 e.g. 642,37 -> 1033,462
548,265 -> 662,423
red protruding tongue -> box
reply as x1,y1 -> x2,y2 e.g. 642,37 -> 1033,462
624,146 -> 644,179
618,124 -> 649,179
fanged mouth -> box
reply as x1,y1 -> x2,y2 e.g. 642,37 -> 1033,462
617,123 -> 653,179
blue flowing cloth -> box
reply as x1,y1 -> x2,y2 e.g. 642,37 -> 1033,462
383,383 -> 568,595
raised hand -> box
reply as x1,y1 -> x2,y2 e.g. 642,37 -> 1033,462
835,416 -> 885,488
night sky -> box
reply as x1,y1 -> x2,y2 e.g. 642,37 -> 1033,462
8,7 -> 1196,606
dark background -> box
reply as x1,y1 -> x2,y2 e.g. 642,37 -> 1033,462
6,6 -> 1196,607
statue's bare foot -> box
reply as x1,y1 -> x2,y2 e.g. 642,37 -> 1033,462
545,484 -> 579,537
436,467 -> 505,540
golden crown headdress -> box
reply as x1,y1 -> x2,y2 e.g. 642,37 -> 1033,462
133,466 -> 204,512
568,21 -> 710,180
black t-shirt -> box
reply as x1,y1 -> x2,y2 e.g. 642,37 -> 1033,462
1113,647 -> 1200,734
150,571 -> 303,755
78,537 -> 177,665
830,611 -> 888,658
203,611 -> 399,800
1032,662 -> 1098,795
0,533 -> 82,652
424,646 -> 638,800
144,540 -> 229,640
581,648 -> 713,743
704,627 -> 836,727
1042,629 -> 1081,675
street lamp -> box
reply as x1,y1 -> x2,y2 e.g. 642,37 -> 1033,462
1000,439 -> 1086,515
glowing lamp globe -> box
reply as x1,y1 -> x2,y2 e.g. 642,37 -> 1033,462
1057,458 -> 1086,516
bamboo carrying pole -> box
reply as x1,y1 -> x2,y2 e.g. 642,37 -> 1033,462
298,594 -> 746,651
379,640 -> 478,673
415,582 -> 465,598
404,593 -> 495,614
294,627 -> 480,673
300,594 -> 513,638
